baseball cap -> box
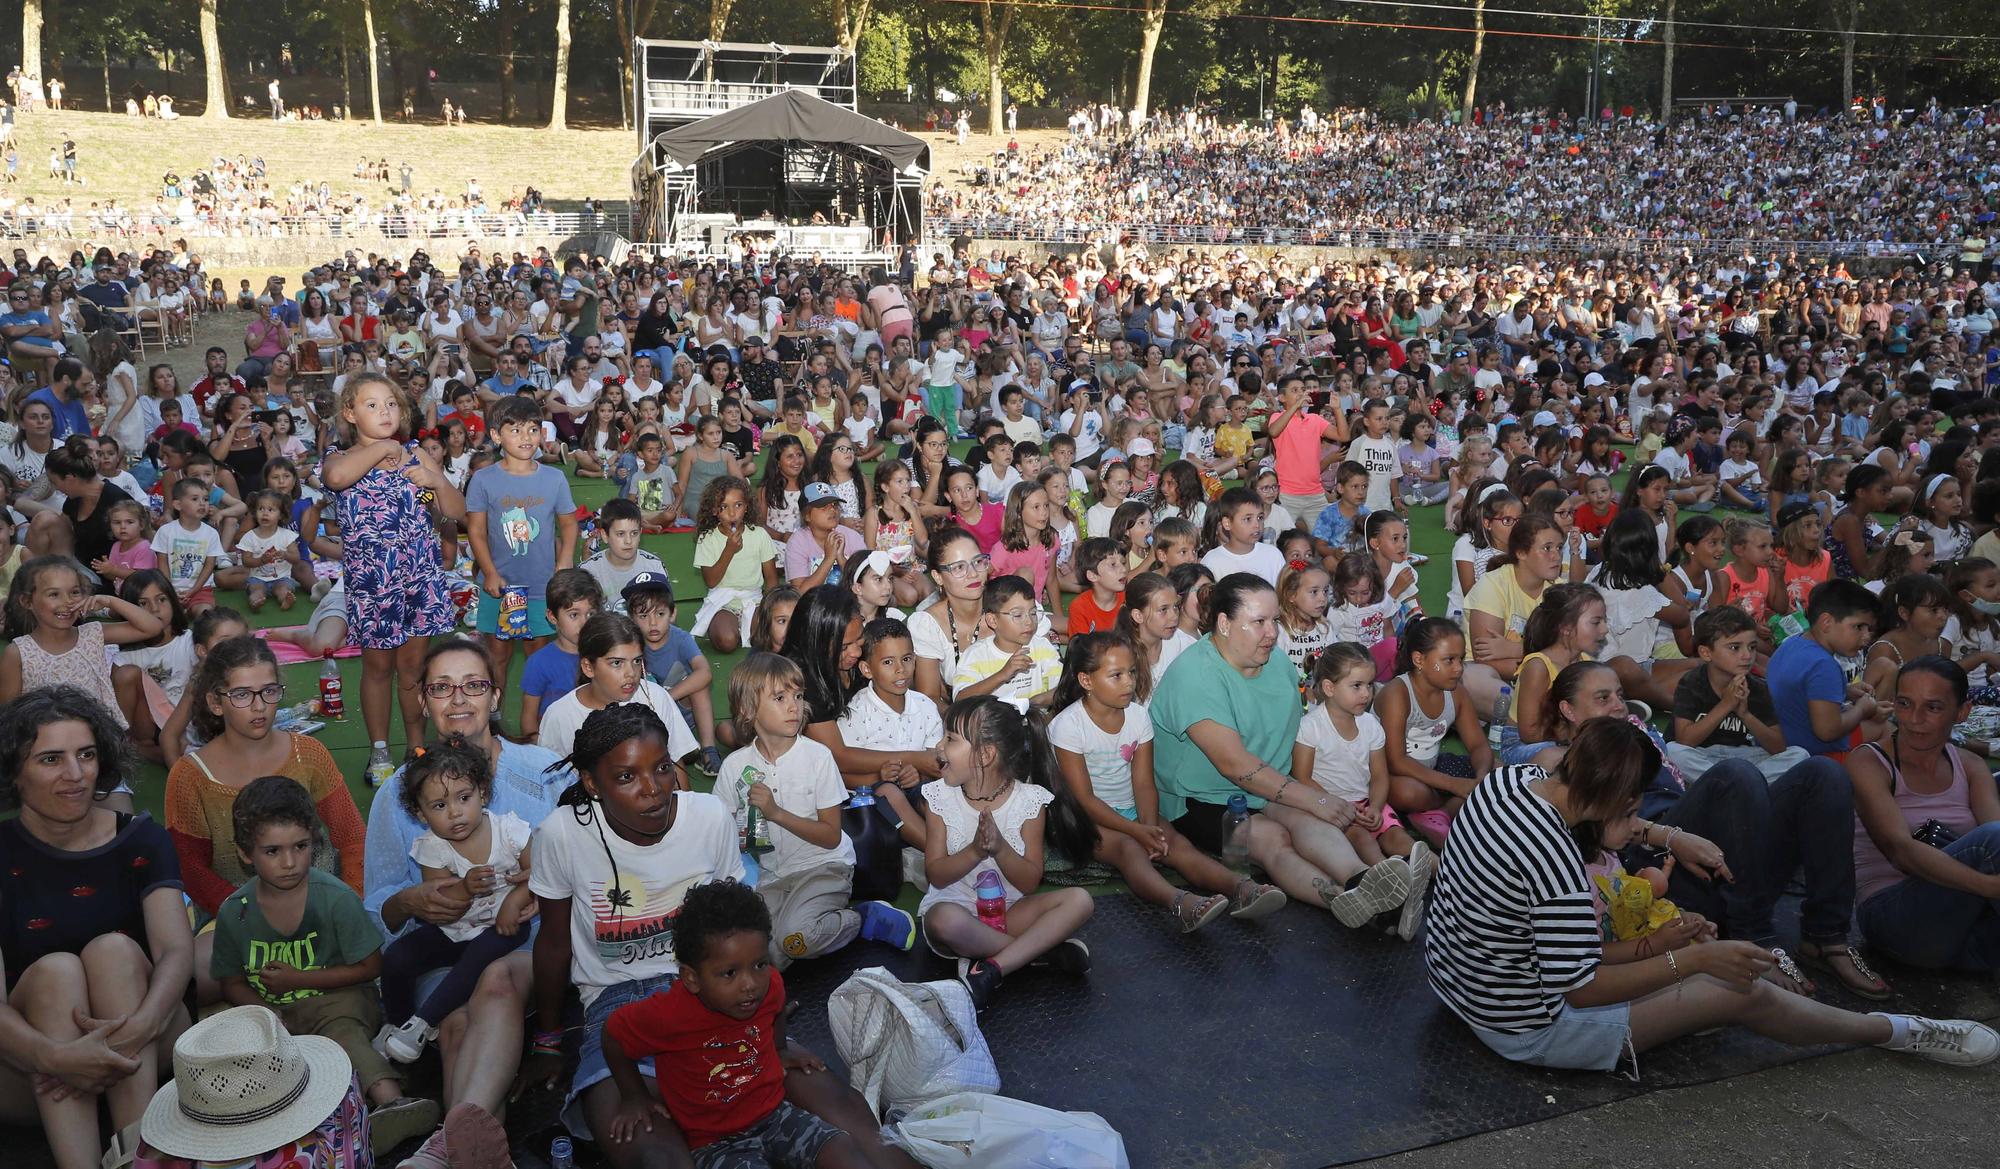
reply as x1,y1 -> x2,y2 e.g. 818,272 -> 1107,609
1531,410 -> 1559,429
743,336 -> 765,347
1582,371 -> 1607,388
802,482 -> 841,507
1128,437 -> 1156,457
620,571 -> 674,605
1775,501 -> 1816,531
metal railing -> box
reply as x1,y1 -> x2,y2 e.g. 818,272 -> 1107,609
0,209 -> 634,241
643,81 -> 853,116
925,217 -> 1931,261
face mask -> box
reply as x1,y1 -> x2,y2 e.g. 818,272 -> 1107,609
1972,598 -> 2000,617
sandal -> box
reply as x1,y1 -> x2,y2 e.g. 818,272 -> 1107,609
1797,940 -> 1893,1001
1762,947 -> 1817,998
100,1121 -> 141,1169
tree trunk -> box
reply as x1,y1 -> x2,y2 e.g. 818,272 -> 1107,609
1461,0 -> 1485,119
363,0 -> 382,122
549,0 -> 571,131
340,29 -> 351,112
832,0 -> 875,60
979,1 -> 1013,136
1840,0 -> 1858,109
101,38 -> 111,114
616,0 -> 631,132
21,0 -> 42,89
1133,0 -> 1166,125
498,0 -> 516,121
709,0 -> 734,40
198,0 -> 229,119
1660,0 -> 1676,121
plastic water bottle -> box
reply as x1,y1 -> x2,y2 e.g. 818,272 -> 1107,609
1221,793 -> 1252,871
1489,684 -> 1512,751
550,1136 -> 574,1169
318,652 -> 344,719
974,869 -> 1007,932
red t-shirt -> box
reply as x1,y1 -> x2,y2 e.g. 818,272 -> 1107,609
1067,589 -> 1124,636
1574,501 -> 1619,537
606,973 -> 787,1150
1268,411 -> 1330,496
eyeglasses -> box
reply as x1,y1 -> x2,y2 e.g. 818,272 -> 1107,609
938,554 -> 992,577
220,683 -> 286,708
423,679 -> 496,701
995,607 -> 1036,624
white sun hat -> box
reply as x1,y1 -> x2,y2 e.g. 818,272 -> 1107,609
141,1005 -> 352,1162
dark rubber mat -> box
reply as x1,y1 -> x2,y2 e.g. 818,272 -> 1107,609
9,896 -> 1997,1169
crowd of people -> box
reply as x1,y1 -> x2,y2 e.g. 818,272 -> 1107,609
929,101 -> 2000,252
5,227 -> 2000,1169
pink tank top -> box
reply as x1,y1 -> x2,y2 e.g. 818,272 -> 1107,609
1781,550 -> 1831,612
1724,564 -> 1772,621
1852,737 -> 1979,904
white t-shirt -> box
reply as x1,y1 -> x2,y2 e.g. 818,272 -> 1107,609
1201,541 -> 1286,586
1048,701 -> 1152,813
1297,706 -> 1384,803
116,630 -> 197,704
411,811 -> 533,942
236,527 -> 299,583
1151,628 -> 1196,686
1058,410 -> 1106,461
1653,445 -> 1691,483
536,679 -> 699,762
1718,457 -> 1763,489
151,521 -> 225,591
926,349 -> 967,387
978,463 -> 1022,504
1447,533 -> 1498,618
1348,433 -> 1401,511
1084,500 -> 1120,539
713,737 -> 855,879
528,792 -> 743,1007
836,684 -> 944,752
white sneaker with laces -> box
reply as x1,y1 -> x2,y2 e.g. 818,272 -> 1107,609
1876,1013 -> 2000,1066
380,1016 -> 437,1064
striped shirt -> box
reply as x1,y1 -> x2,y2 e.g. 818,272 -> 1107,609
1422,766 -> 1602,1033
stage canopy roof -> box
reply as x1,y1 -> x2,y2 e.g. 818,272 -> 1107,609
646,89 -> 930,173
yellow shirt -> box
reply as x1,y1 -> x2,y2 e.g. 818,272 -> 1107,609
1215,423 -> 1253,462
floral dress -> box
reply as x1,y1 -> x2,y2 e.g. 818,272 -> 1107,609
330,453 -> 455,650
134,1076 -> 371,1168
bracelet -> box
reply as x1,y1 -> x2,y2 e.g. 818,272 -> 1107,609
1662,826 -> 1683,853
531,1029 -> 563,1050
1665,948 -> 1683,996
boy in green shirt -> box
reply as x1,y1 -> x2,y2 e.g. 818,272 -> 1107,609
211,776 -> 438,1152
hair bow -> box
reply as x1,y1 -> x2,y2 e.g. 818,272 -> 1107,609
1286,558 -> 1311,573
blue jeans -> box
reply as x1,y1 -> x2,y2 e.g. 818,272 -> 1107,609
1857,821 -> 2000,972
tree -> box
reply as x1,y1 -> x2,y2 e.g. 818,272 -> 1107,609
498,0 -> 516,122
21,0 -> 42,91
198,0 -> 228,119
363,0 -> 383,123
1836,0 -> 1860,109
549,0 -> 571,130
1133,0 -> 1167,124
1660,0 -> 1675,120
831,0 -> 876,61
1461,0 -> 1486,117
979,0 -> 1013,135
710,0 -> 736,41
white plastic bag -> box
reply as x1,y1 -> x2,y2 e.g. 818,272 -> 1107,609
884,1091 -> 1131,1169
827,968 -> 1000,1116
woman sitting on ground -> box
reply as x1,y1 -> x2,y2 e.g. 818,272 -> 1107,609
1425,714 -> 1997,1074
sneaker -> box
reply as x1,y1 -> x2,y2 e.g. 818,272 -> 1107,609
394,1126 -> 450,1169
1227,879 -> 1287,919
1039,938 -> 1091,976
368,1097 -> 441,1158
310,577 -> 334,603
380,1016 -> 437,1064
958,958 -> 1003,1009
366,747 -> 395,789
1318,858 -> 1411,928
1875,1014 -> 2000,1066
1409,808 -> 1453,843
699,745 -> 723,774
1173,891 -> 1230,933
370,1022 -> 397,1062
1396,842 -> 1437,942
857,901 -> 917,950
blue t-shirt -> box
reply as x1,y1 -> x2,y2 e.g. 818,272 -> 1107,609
1767,635 -> 1847,756
464,462 -> 574,599
0,309 -> 56,350
1311,502 -> 1371,553
27,387 -> 92,442
521,643 -> 580,709
644,626 -> 702,692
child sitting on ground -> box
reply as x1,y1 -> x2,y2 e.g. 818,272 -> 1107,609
715,653 -> 916,967
211,776 -> 439,1151
921,696 -> 1097,1008
376,737 -> 536,1063
624,572 -> 723,771
602,880 -> 919,1167
518,568 -> 603,743
953,575 -> 1063,710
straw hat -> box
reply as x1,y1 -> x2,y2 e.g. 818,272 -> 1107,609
141,1005 -> 351,1162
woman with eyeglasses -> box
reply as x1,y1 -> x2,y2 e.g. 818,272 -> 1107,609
909,526 -> 993,707
360,634 -> 572,1166
165,635 -> 365,1003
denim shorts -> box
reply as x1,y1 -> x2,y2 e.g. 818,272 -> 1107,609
563,972 -> 677,1140
1470,1001 -> 1634,1073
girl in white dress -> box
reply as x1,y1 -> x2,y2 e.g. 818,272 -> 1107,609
918,695 -> 1097,1007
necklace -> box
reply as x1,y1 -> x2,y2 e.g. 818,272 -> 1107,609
966,775 -> 1012,804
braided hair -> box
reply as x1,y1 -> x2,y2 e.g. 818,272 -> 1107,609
543,704 -> 684,932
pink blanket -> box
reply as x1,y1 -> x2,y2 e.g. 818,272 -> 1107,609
257,630 -> 363,665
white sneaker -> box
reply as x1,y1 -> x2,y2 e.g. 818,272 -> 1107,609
1397,841 -> 1437,942
1319,857 -> 1410,928
1876,1014 -> 2000,1066
380,1016 -> 437,1064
